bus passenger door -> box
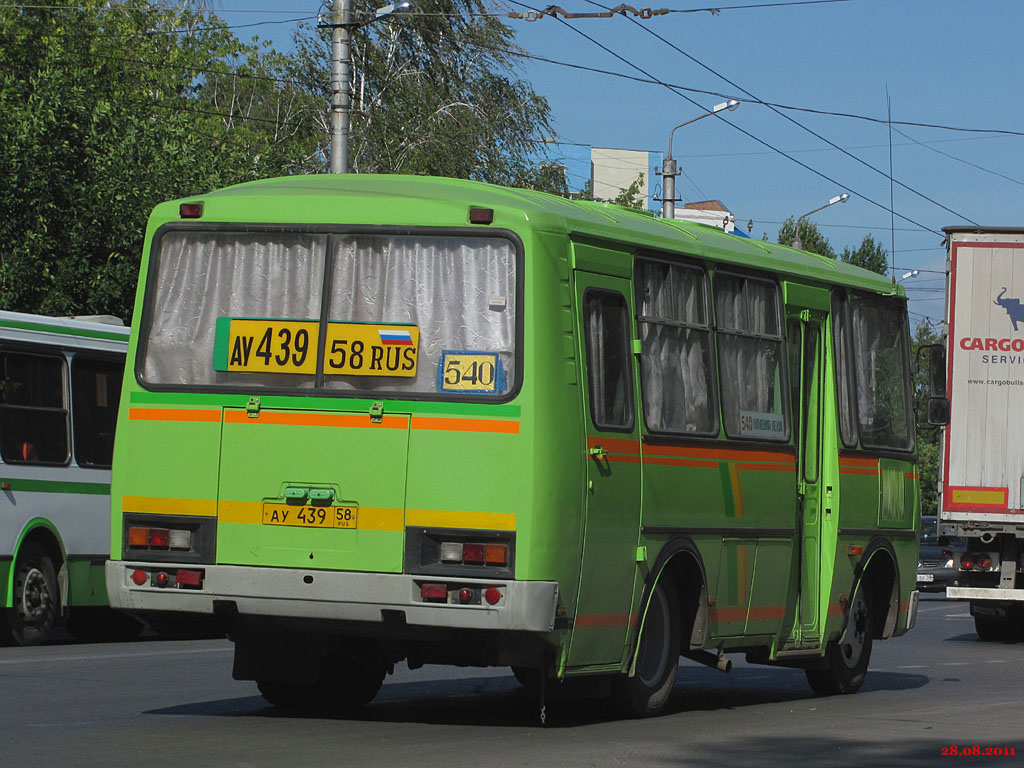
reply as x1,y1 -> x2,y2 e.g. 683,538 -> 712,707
567,272 -> 642,669
789,313 -> 826,645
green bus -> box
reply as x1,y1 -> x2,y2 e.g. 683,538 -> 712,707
107,175 -> 920,716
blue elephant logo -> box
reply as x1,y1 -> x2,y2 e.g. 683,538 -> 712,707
994,287 -> 1024,331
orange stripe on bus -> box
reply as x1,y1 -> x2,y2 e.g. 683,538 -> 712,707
838,457 -> 879,468
640,456 -> 720,469
224,411 -> 407,429
709,606 -> 748,622
586,436 -> 640,455
129,408 -> 221,423
828,602 -> 845,616
747,605 -> 786,621
574,612 -> 632,629
644,444 -> 795,465
411,416 -> 520,434
905,473 -> 919,480
840,467 -> 879,476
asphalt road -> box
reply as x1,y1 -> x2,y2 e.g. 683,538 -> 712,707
1,596 -> 1021,767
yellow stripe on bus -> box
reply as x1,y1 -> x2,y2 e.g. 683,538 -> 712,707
121,496 -> 217,517
406,508 -> 516,531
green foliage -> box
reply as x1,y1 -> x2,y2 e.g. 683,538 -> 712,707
515,161 -> 569,196
911,320 -> 944,515
777,217 -> 836,260
841,234 -> 889,276
0,0 -> 557,318
612,174 -> 646,210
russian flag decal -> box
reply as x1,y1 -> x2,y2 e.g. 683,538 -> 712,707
379,329 -> 414,346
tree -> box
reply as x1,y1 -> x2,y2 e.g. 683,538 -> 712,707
612,173 -> 646,210
0,0 -> 560,318
842,234 -> 889,275
911,319 -> 944,516
777,217 -> 836,259
288,0 -> 555,185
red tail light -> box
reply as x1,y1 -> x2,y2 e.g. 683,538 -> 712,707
420,583 -> 447,600
148,529 -> 170,548
463,543 -> 486,564
960,554 -> 973,569
978,556 -> 992,569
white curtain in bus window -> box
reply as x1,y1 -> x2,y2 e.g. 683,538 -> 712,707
0,352 -> 68,464
143,232 -> 326,387
635,259 -> 715,434
831,291 -> 859,447
715,274 -> 787,441
324,235 -> 516,395
583,291 -> 634,430
851,295 -> 913,451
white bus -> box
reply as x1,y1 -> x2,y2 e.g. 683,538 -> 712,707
1,311 -> 139,644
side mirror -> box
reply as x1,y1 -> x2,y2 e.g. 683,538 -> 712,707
927,396 -> 950,426
927,343 -> 947,398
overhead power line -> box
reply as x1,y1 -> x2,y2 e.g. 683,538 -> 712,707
577,0 -> 978,227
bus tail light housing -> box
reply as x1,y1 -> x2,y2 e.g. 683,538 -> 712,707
122,513 -> 215,564
406,528 -> 514,578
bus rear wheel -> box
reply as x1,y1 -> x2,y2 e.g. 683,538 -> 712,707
4,543 -> 59,646
806,587 -> 873,696
614,577 -> 680,718
257,640 -> 387,712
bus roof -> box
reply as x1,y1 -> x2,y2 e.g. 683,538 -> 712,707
0,311 -> 130,343
154,174 -> 899,297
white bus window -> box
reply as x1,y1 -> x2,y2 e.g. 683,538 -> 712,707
635,259 -> 716,434
323,234 -> 517,396
851,294 -> 914,451
583,290 -> 634,431
141,231 -> 327,389
714,274 -> 788,441
72,356 -> 124,468
0,351 -> 68,464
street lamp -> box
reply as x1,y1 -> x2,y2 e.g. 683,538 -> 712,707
324,0 -> 413,174
661,100 -> 740,220
900,270 -> 920,281
791,193 -> 850,251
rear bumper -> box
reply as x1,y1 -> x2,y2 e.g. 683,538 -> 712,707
106,560 -> 559,633
947,586 -> 1024,601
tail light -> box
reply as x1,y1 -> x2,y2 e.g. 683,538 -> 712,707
127,526 -> 192,551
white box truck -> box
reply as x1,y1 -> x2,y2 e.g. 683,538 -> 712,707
941,227 -> 1024,640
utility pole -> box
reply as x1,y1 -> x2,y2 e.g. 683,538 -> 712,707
329,0 -> 352,173
660,100 -> 739,220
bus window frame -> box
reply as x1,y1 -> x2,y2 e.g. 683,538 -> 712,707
633,252 -> 720,439
135,222 -> 526,406
0,346 -> 71,467
711,268 -> 792,444
581,286 -> 636,434
830,290 -> 860,449
70,352 -> 125,470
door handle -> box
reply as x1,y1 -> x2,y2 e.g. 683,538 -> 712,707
589,445 -> 607,460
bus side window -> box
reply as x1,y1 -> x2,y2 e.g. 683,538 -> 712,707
582,291 -> 635,431
72,355 -> 124,468
0,351 -> 69,464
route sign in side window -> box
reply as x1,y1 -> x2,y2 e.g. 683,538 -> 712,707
714,273 -> 788,441
0,351 -> 69,464
323,234 -> 516,396
850,294 -> 914,452
72,355 -> 124,468
635,258 -> 716,435
142,231 -> 327,389
582,290 -> 635,431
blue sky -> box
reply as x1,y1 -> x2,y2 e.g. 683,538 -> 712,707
212,0 -> 1024,327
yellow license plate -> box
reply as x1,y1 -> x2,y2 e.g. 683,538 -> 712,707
223,319 -> 320,375
261,504 -> 358,529
324,323 -> 419,377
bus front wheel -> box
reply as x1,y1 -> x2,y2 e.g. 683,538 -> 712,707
4,542 -> 59,646
806,587 -> 873,696
614,577 -> 680,717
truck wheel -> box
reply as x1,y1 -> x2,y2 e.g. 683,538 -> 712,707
614,577 -> 680,718
973,615 -> 1012,642
806,587 -> 873,696
4,543 -> 59,646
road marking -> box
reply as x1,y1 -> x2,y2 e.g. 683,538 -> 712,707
939,662 -> 971,666
0,647 -> 232,665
